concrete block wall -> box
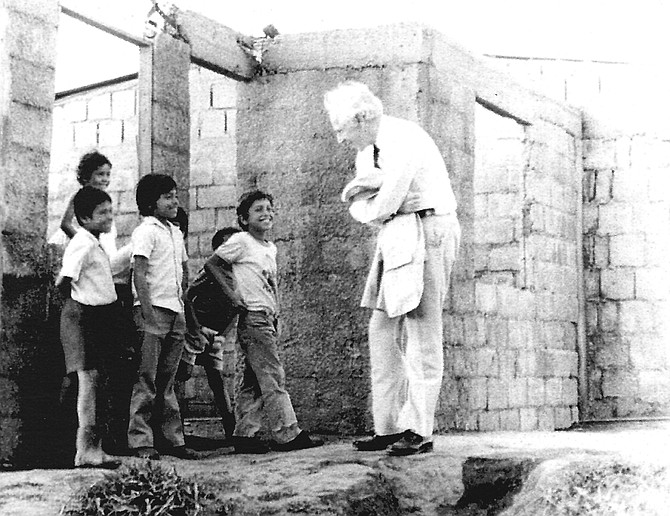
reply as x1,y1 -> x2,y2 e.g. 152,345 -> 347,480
488,56 -> 670,420
49,79 -> 141,243
0,0 -> 67,467
241,24 -> 582,433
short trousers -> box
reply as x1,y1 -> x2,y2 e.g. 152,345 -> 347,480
60,298 -> 116,374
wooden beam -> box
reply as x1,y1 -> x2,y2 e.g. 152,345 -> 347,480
60,4 -> 150,48
175,10 -> 259,81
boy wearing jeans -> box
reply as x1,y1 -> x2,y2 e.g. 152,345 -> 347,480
209,190 -> 323,453
127,173 -> 195,460
57,186 -> 121,469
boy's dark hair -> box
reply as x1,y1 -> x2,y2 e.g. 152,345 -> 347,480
73,186 -> 112,224
77,151 -> 111,185
136,173 -> 177,216
211,227 -> 241,250
236,190 -> 274,230
172,207 -> 189,236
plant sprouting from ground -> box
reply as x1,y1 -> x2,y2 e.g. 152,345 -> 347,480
60,461 -> 205,516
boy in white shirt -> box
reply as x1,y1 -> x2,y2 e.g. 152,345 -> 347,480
210,190 -> 323,453
57,186 -> 121,469
127,173 -> 195,460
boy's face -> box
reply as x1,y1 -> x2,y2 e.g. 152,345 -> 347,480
81,200 -> 113,235
88,164 -> 111,190
244,198 -> 274,233
154,188 -> 179,221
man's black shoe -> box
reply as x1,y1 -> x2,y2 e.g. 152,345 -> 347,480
353,433 -> 403,451
387,430 -> 433,456
271,431 -> 324,452
233,436 -> 270,454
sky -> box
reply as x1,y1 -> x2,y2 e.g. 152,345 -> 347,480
55,0 -> 669,93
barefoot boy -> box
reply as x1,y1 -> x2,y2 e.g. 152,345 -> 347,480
57,185 -> 121,469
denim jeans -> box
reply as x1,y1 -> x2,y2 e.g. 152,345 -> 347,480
234,310 -> 300,444
128,306 -> 186,449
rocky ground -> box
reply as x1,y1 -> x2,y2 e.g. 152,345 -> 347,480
0,420 -> 668,515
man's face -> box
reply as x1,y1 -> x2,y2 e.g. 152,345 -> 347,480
81,200 -> 113,235
330,115 -> 374,151
154,188 -> 179,220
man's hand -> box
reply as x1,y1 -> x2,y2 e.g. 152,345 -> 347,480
398,192 -> 421,214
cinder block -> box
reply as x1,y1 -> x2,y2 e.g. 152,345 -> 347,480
601,368 -> 637,398
478,410 -> 500,431
553,406 -> 573,429
5,9 -> 58,66
527,377 -> 545,406
200,109 -> 227,139
609,234 -> 645,267
562,378 -> 578,405
152,104 -> 190,151
112,88 -> 136,119
600,267 -> 634,300
499,409 -> 521,431
537,407 -> 555,430
87,93 -> 112,120
508,377 -> 528,408
8,57 -> 54,109
73,121 -> 97,149
211,80 -> 237,109
487,378 -> 508,409
544,378 -> 562,406
583,139 -> 617,170
519,407 -> 538,431
475,282 -> 497,314
8,102 -> 52,151
98,120 -> 123,147
196,184 -> 237,209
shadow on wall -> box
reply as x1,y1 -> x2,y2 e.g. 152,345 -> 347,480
1,271 -> 75,469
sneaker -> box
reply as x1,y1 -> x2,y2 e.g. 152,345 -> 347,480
353,433 -> 403,451
233,436 -> 270,454
387,430 -> 433,456
271,431 -> 324,452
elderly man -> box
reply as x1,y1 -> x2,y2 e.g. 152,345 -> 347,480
324,81 -> 460,456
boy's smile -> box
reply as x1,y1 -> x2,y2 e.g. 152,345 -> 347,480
89,164 -> 111,190
81,200 -> 113,236
154,188 -> 179,221
245,199 -> 274,236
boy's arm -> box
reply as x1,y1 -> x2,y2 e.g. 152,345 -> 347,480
59,195 -> 77,239
56,276 -> 72,300
204,254 -> 246,309
133,256 -> 157,327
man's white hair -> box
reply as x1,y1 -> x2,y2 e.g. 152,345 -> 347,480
324,81 -> 383,126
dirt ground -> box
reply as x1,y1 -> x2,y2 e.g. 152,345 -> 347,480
1,420 -> 669,515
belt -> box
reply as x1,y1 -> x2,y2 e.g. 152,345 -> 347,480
384,208 -> 436,224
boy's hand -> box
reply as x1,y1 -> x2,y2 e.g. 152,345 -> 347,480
176,360 -> 193,382
142,306 -> 158,329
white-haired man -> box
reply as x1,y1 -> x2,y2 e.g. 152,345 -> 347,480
324,81 -> 460,456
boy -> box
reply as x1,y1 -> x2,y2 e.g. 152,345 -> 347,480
127,173 -> 196,460
209,190 -> 323,453
176,227 -> 240,440
56,186 -> 121,469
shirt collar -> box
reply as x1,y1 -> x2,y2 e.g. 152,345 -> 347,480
143,216 -> 177,231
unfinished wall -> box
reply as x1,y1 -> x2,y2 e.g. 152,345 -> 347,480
488,56 -> 670,420
0,0 -> 63,466
240,24 -> 582,433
